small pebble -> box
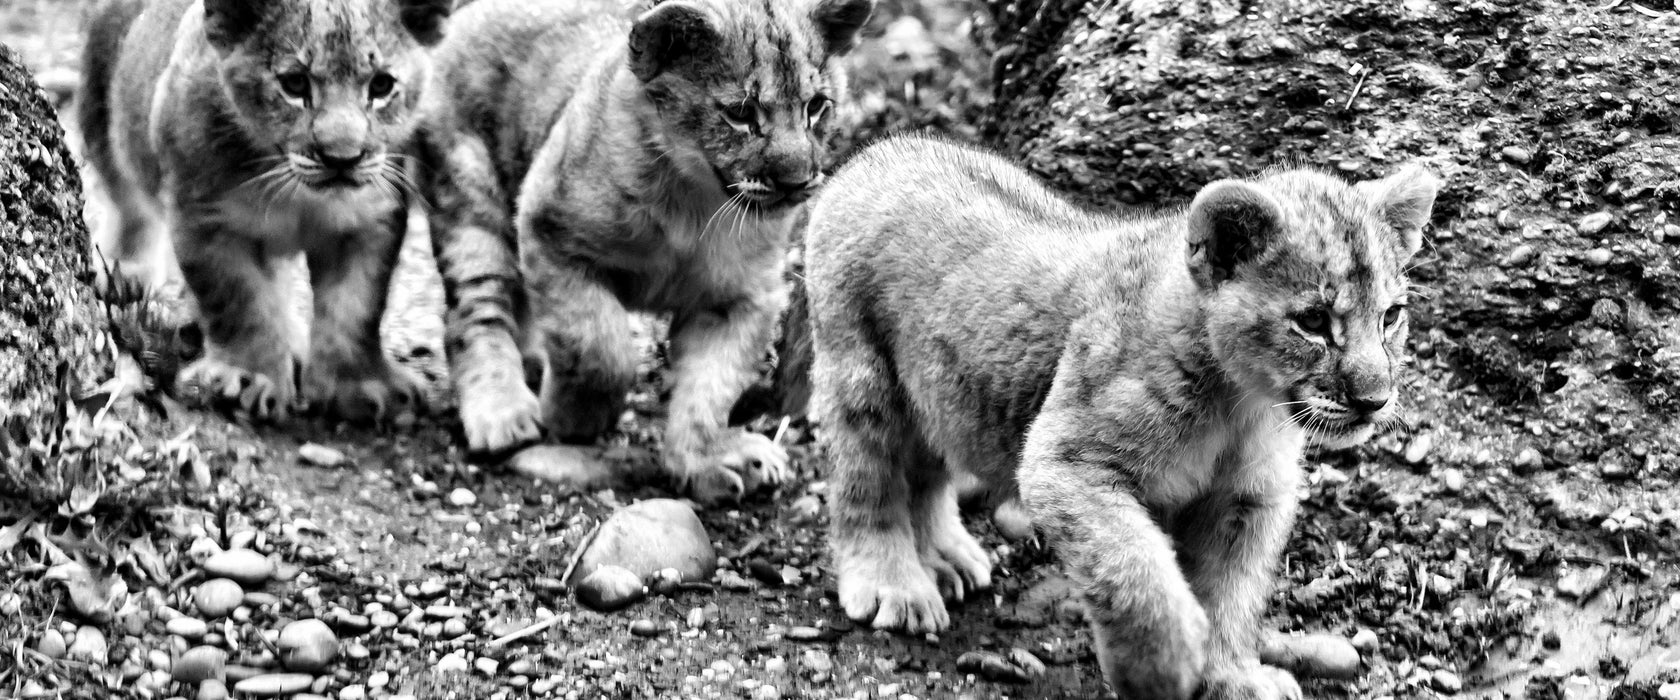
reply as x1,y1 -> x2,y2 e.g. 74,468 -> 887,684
167,617 -> 209,640
955,650 -> 1031,684
1403,434 -> 1432,465
630,619 -> 660,637
425,604 -> 469,619
575,566 -> 646,612
197,679 -> 229,700
1350,628 -> 1379,654
35,630 -> 66,659
174,646 -> 228,683
1260,633 -> 1360,680
68,627 -> 108,665
277,619 -> 338,673
202,550 -> 274,585
787,626 -> 823,642
436,653 -> 469,673
687,607 -> 707,629
297,443 -> 348,468
448,488 -> 477,507
1432,669 -> 1463,694
1500,146 -> 1532,164
195,579 -> 245,619
232,673 -> 313,697
474,657 -> 499,675
1577,211 -> 1613,236
747,559 -> 784,587
1439,469 -> 1466,493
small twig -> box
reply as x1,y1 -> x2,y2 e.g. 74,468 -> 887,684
1344,68 -> 1369,111
558,520 -> 601,587
1628,2 -> 1672,18
168,568 -> 203,592
771,416 -> 791,446
486,613 -> 566,648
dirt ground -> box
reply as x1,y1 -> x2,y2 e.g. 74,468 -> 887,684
2,0 -> 1678,699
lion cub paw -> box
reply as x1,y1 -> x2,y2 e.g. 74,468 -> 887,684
459,381 -> 543,454
178,354 -> 297,421
839,557 -> 949,635
926,522 -> 992,603
307,362 -> 427,425
1200,663 -> 1302,700
673,430 -> 789,504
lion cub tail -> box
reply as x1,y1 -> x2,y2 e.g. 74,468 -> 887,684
77,0 -> 144,186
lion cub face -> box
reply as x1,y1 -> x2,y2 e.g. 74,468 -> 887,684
1191,166 -> 1442,448
626,0 -> 875,209
203,0 -> 449,193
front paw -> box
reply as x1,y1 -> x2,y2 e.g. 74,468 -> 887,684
1199,662 -> 1302,700
459,380 -> 543,454
670,430 -> 790,504
838,556 -> 949,635
306,361 -> 427,425
178,353 -> 297,421
1089,591 -> 1209,700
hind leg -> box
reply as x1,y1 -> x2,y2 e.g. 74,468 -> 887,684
913,477 -> 993,604
90,177 -> 178,295
523,257 -> 636,443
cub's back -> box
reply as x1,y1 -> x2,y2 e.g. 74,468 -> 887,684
806,137 -> 1134,456
425,0 -> 630,192
807,137 -> 1125,340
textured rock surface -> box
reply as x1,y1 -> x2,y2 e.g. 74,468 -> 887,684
0,46 -> 110,442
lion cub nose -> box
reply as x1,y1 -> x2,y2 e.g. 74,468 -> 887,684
1346,391 -> 1391,414
314,147 -> 369,172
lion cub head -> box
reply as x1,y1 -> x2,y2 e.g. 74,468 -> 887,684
626,0 -> 875,209
201,0 -> 451,192
1189,165 -> 1443,448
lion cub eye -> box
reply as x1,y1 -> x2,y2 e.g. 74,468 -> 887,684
368,73 -> 397,100
1383,304 -> 1406,327
719,100 -> 759,130
806,94 -> 833,126
277,72 -> 311,100
1294,309 -> 1331,338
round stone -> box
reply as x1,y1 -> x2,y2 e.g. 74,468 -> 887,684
195,579 -> 245,619
202,550 -> 274,585
277,619 -> 338,673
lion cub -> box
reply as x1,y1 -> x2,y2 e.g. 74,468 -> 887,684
79,0 -> 451,422
807,137 -> 1440,698
417,0 -> 872,503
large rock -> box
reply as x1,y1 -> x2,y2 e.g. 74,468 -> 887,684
0,46 -> 112,445
569,499 -> 716,585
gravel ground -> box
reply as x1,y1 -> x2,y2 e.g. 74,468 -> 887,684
2,0 -> 1678,699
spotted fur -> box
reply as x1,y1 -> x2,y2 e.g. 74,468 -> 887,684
805,136 -> 1440,697
80,0 -> 451,422
418,0 -> 872,503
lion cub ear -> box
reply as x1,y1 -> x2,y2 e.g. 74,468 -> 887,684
202,0 -> 266,49
397,0 -> 452,46
628,1 -> 722,83
1358,163 -> 1442,258
812,0 -> 875,55
1185,180 -> 1284,287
